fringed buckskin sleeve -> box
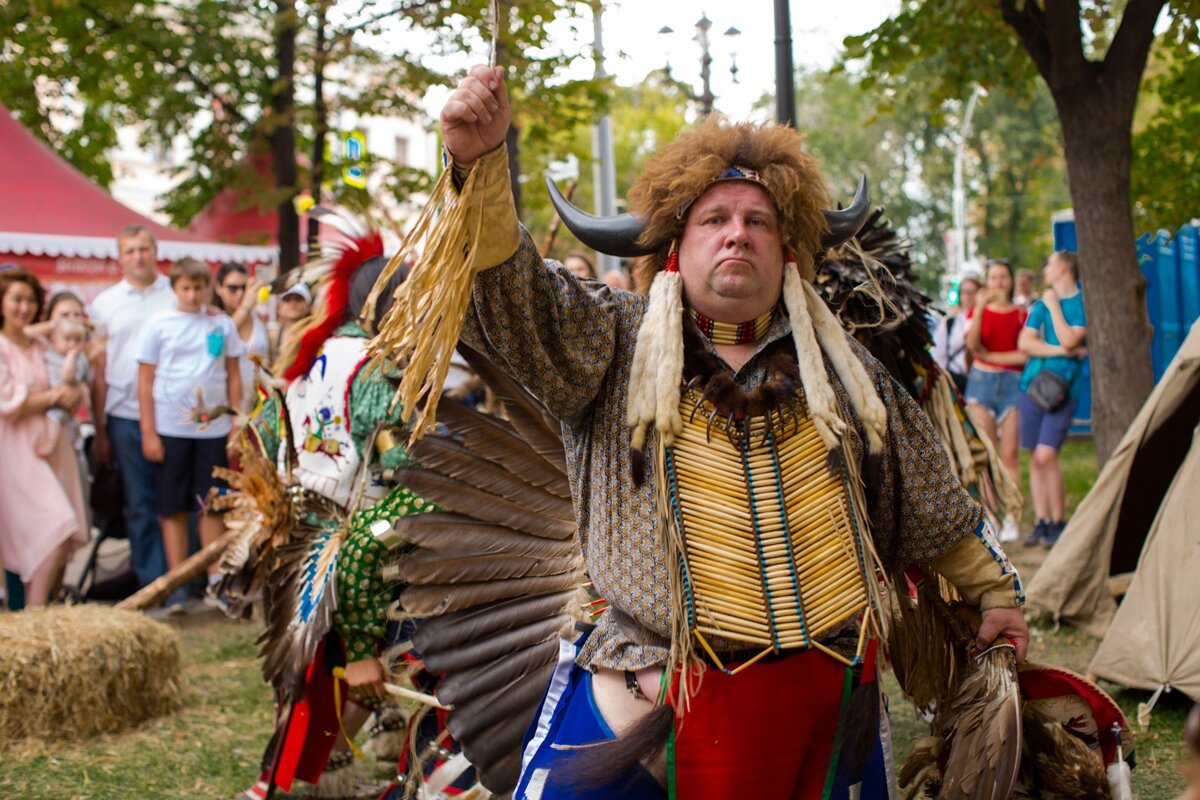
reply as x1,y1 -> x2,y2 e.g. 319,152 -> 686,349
929,522 -> 1024,611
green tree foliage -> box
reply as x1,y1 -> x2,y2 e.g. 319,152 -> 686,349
0,0 -> 598,233
968,86 -> 1068,271
842,0 -> 1195,465
789,62 -> 1067,297
520,69 -> 690,259
1132,21 -> 1200,231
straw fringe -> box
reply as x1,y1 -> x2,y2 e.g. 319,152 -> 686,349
782,262 -> 844,452
367,166 -> 474,443
801,280 -> 888,454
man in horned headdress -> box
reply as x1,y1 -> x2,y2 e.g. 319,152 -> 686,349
372,65 -> 1030,798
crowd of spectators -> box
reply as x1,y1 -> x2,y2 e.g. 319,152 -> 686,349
932,251 -> 1088,547
0,225 -> 312,611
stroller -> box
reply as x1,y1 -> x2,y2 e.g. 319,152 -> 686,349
61,439 -> 139,603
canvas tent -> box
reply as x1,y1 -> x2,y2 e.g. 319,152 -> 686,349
1025,320 -> 1200,698
0,103 -> 275,301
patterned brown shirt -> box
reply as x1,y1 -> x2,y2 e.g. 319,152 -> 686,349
460,229 -> 984,672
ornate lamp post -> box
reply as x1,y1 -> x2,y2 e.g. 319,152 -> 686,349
658,13 -> 741,117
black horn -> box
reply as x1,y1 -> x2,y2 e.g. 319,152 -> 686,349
822,175 -> 871,250
545,178 -> 656,258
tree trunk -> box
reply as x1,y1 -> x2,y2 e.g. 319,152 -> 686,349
1055,91 -> 1154,465
272,0 -> 300,273
308,1 -> 328,257
1000,0 -> 1165,467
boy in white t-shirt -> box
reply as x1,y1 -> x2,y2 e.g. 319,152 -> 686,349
137,258 -> 245,584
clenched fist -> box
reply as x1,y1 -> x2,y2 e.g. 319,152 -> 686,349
440,64 -> 511,166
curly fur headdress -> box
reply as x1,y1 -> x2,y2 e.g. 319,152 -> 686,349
629,117 -> 831,282
623,116 -> 887,461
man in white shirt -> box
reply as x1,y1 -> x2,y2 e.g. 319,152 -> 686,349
89,226 -> 176,587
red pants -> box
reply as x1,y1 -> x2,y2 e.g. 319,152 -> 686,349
673,647 -> 873,799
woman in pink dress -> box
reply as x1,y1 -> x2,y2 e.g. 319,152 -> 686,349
0,269 -> 88,606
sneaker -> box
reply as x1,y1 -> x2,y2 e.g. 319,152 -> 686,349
999,517 -> 1020,543
1042,520 -> 1066,548
1024,520 -> 1048,546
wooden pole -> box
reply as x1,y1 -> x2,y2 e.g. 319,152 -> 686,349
116,529 -> 238,611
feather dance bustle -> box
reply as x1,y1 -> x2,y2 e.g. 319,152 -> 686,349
393,470 -> 575,540
456,344 -> 569,475
782,262 -> 845,452
384,342 -> 581,795
447,662 -> 557,743
411,591 -> 578,653
802,280 -> 887,454
464,713 -> 530,790
408,436 -> 574,520
396,551 -> 579,585
419,616 -> 568,674
432,402 -> 570,497
436,637 -> 561,706
396,514 -> 577,560
401,571 -> 581,618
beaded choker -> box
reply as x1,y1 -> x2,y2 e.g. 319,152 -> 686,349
688,306 -> 776,345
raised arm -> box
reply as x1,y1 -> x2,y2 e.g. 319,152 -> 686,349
439,65 -> 631,422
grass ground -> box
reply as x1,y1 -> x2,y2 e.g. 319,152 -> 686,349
1,438 -> 1193,798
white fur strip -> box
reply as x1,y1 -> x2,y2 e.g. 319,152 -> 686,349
782,264 -> 845,451
801,281 -> 888,453
626,269 -> 684,447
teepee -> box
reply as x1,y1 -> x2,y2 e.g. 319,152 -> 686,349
1025,321 -> 1200,698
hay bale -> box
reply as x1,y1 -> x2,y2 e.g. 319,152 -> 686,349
0,605 -> 183,741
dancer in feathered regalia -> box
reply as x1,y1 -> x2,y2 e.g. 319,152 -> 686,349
214,227 -> 427,800
362,65 -> 1033,799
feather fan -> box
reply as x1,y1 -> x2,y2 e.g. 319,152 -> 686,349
891,572 -> 1021,800
388,347 -> 585,796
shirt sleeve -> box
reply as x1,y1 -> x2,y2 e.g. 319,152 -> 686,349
334,484 -> 440,662
460,227 -> 636,424
1024,301 -> 1046,331
223,317 -> 248,358
136,321 -> 162,365
0,348 -> 29,417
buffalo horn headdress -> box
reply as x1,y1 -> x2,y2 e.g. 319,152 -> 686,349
548,116 -> 887,459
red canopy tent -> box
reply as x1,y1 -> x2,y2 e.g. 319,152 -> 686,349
0,103 -> 276,303
186,150 -> 279,246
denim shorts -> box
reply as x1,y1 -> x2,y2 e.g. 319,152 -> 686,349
1019,392 -> 1077,450
965,367 -> 1022,422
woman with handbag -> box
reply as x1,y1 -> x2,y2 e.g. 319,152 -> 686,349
964,259 -> 1028,542
1018,251 -> 1088,547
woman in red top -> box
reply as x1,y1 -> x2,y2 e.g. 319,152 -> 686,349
965,259 -> 1027,541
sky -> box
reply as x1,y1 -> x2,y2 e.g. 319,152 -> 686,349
419,0 -> 899,121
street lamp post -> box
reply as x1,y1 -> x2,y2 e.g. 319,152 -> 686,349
659,14 -> 741,117
773,0 -> 796,127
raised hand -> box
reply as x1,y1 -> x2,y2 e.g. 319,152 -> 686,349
440,65 -> 511,166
